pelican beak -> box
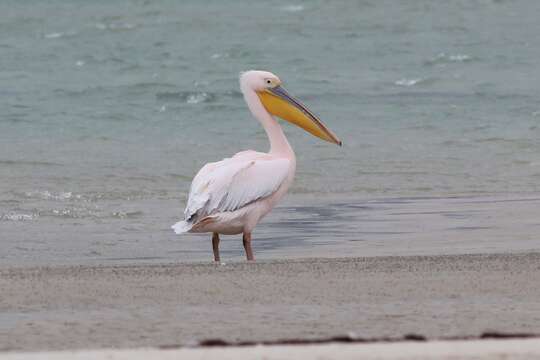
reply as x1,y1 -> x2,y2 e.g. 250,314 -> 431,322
257,86 -> 342,146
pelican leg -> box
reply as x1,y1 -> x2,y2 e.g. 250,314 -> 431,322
243,232 -> 254,261
212,232 -> 220,262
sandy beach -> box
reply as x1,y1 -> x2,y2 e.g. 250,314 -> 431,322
2,339 -> 540,360
1,253 -> 539,352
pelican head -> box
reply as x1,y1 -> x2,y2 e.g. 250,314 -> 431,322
240,70 -> 342,146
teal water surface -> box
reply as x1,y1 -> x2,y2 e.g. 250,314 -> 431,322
1,0 -> 540,265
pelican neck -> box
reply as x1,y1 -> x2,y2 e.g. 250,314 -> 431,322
241,87 -> 295,158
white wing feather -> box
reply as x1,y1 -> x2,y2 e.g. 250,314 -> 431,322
184,156 -> 290,223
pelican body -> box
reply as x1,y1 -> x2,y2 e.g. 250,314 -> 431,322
172,71 -> 341,261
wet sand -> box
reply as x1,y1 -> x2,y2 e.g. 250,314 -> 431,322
1,253 -> 540,351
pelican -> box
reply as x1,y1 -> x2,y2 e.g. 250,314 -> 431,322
172,70 -> 341,261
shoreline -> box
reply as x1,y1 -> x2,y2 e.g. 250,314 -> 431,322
3,194 -> 540,267
1,249 -> 538,268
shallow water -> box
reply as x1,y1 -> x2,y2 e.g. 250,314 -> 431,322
1,1 -> 540,265
2,194 -> 540,266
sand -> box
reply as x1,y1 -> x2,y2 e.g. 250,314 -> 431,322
3,339 -> 540,360
1,253 -> 540,352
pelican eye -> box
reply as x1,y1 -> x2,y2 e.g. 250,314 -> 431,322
266,79 -> 272,84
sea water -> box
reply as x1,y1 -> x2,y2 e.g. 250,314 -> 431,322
2,0 -> 540,266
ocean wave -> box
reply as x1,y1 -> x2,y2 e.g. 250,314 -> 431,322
156,91 -> 216,104
155,91 -> 184,100
280,5 -> 305,12
0,160 -> 63,167
95,22 -> 137,31
112,211 -> 144,219
424,52 -> 474,66
475,137 -> 525,144
44,208 -> 143,220
16,189 -> 170,203
49,208 -> 96,219
44,32 -> 64,39
210,53 -> 229,60
394,78 -> 424,87
186,92 -> 211,104
55,82 -> 178,98
43,31 -> 77,39
1,212 -> 38,221
23,191 -> 80,201
3,116 -> 31,124
1,203 -> 145,221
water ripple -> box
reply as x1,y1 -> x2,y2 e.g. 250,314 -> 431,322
1,212 -> 38,221
424,52 -> 474,66
156,91 -> 216,104
0,160 -> 63,167
394,78 -> 424,87
23,191 -> 79,201
280,5 -> 305,12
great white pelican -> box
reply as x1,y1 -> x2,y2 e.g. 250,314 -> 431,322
172,70 -> 341,261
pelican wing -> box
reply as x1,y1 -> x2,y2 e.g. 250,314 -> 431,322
184,157 -> 290,222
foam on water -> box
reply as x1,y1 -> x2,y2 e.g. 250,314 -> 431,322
23,191 -> 78,201
394,78 -> 424,87
44,32 -> 64,39
1,212 -> 37,221
280,5 -> 304,12
425,53 -> 474,66
186,92 -> 211,104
